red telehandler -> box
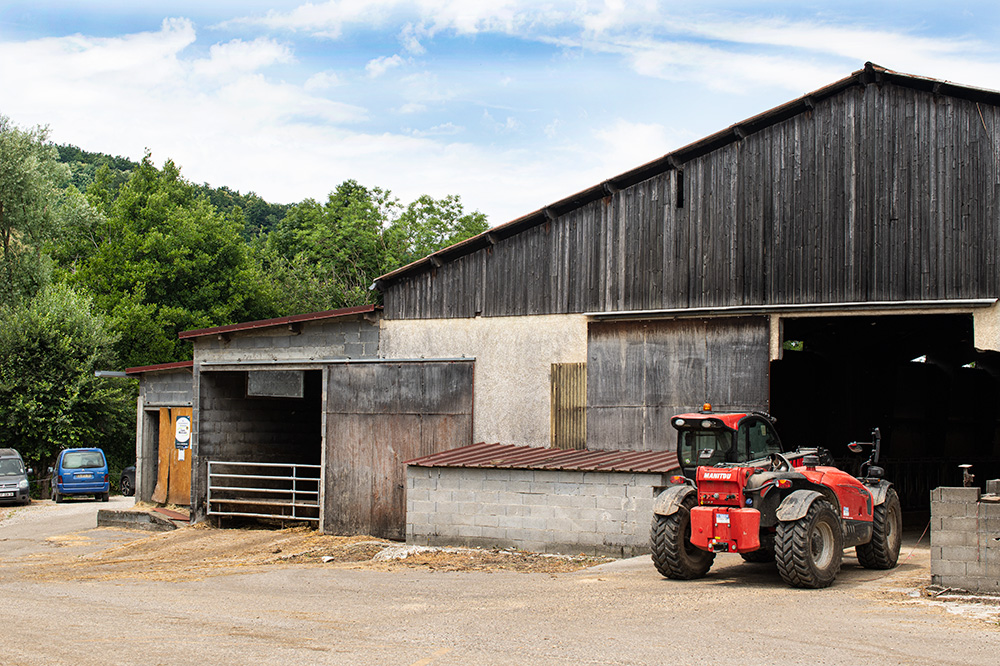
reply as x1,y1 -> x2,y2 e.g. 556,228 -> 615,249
650,406 -> 901,588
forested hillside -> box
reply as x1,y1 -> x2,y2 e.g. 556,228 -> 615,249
1,115 -> 488,478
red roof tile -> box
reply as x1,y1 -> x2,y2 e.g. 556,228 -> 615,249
406,442 -> 678,473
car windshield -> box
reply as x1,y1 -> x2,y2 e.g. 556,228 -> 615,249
62,451 -> 105,469
0,458 -> 25,476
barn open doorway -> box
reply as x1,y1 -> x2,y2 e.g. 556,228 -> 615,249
195,369 -> 324,524
770,314 -> 1000,518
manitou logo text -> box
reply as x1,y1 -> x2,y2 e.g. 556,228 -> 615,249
703,472 -> 732,480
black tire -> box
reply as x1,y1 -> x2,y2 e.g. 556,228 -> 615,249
120,475 -> 133,497
100,492 -> 110,502
775,499 -> 843,588
53,491 -> 63,504
856,488 -> 902,569
650,497 -> 715,579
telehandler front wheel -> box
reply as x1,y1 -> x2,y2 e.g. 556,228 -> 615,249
775,499 -> 843,588
650,497 -> 715,580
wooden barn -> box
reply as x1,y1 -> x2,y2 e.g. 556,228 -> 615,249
129,63 -> 1000,554
376,63 -> 1000,543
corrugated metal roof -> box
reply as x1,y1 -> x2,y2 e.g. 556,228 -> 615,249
406,442 -> 678,473
125,360 -> 194,375
178,304 -> 380,340
375,62 -> 1000,288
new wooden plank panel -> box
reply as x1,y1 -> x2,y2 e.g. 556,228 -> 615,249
166,407 -> 193,506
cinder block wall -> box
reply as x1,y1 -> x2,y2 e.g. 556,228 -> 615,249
406,466 -> 665,557
139,369 -> 194,407
930,487 -> 1000,593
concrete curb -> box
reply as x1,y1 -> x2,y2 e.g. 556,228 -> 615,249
97,509 -> 178,532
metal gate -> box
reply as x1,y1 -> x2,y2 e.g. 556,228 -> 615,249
206,461 -> 321,522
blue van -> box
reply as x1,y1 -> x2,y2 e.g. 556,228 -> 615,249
52,448 -> 109,502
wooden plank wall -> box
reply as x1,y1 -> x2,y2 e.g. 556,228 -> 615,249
324,361 -> 474,539
586,318 -> 770,451
383,83 -> 1000,319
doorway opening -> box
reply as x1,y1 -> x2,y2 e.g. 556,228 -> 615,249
770,314 -> 1000,518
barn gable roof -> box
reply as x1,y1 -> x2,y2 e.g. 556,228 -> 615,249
178,304 -> 380,340
374,62 -> 1000,289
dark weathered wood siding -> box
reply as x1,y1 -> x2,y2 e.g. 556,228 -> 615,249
324,361 -> 474,539
383,82 -> 1000,319
586,318 -> 770,451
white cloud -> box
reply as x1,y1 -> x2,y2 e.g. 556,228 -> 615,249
366,54 -> 405,77
192,37 -> 294,79
591,119 -> 691,172
397,102 -> 428,114
408,122 -> 463,136
304,70 -> 342,90
482,109 -> 520,133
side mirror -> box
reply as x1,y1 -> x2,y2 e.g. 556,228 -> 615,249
26,467 -> 34,475
47,466 -> 54,474
847,442 -> 864,454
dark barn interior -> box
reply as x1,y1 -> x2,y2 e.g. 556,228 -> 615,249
194,369 -> 324,523
770,314 -> 1000,517
199,370 -> 323,466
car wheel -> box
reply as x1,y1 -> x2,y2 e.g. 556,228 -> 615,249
100,492 -> 110,502
54,492 -> 63,504
120,475 -> 133,497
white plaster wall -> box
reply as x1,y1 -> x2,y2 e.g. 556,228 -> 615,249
974,302 -> 1000,352
381,315 -> 588,447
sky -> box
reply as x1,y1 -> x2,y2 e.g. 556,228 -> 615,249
2,1 -> 1000,225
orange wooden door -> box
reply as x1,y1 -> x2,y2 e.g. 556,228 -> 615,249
151,407 -> 193,506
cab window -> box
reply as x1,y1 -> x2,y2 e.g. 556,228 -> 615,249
678,429 -> 736,467
739,418 -> 782,460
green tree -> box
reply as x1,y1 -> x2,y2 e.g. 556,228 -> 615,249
0,284 -> 134,478
63,153 -> 276,367
0,115 -> 69,306
386,193 -> 488,267
264,181 -> 488,310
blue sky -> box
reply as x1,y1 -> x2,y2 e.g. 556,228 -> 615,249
2,1 -> 1000,224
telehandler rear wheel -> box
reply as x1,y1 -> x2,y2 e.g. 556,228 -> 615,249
650,496 -> 715,579
775,499 -> 843,588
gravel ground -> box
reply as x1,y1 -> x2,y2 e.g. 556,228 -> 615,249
2,499 -> 999,666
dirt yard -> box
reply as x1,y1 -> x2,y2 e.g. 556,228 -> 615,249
18,520 -> 611,583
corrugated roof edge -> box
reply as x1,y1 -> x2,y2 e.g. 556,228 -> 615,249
375,62 -> 1000,288
125,360 -> 194,375
405,441 -> 679,474
178,304 -> 381,340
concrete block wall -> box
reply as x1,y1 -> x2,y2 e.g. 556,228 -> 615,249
930,487 -> 1000,593
195,317 -> 379,364
140,369 -> 193,407
406,466 -> 665,557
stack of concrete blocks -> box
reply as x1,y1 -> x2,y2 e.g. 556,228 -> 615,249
930,483 -> 1000,593
406,466 -> 666,557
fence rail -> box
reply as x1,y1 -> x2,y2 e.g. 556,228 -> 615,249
207,461 -> 321,522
